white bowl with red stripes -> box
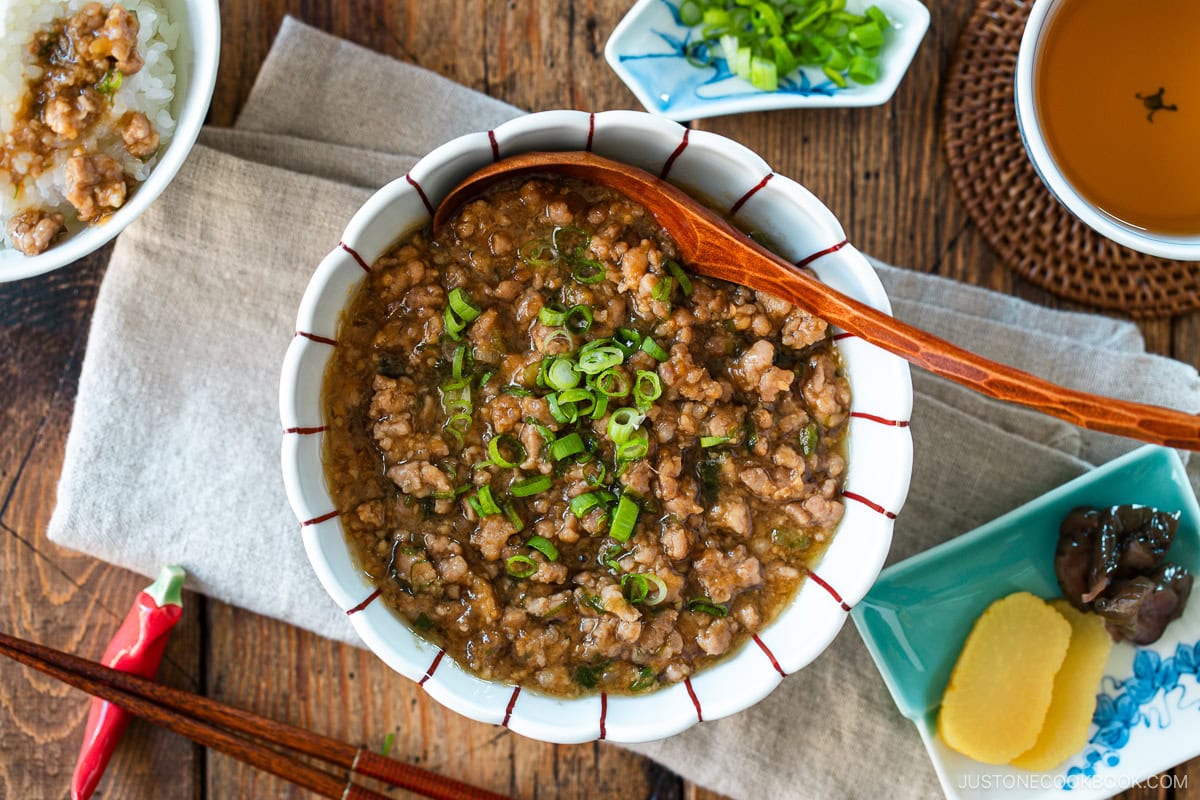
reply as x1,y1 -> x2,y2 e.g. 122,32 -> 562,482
280,109 -> 913,744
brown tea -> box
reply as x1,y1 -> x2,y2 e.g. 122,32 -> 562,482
1035,0 -> 1200,235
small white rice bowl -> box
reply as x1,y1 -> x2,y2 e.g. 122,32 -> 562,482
0,0 -> 178,250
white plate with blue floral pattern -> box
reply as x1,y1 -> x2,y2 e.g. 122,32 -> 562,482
604,0 -> 930,120
853,445 -> 1200,800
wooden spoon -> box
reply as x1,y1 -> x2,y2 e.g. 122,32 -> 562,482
433,151 -> 1200,450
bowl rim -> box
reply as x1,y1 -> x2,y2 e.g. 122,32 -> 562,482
1013,0 -> 1200,261
0,0 -> 221,282
280,108 -> 914,743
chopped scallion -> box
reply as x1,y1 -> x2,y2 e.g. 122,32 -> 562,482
545,356 -> 581,390
550,432 -> 585,461
607,408 -> 646,444
505,554 -> 538,578
665,260 -> 693,296
700,434 -> 732,448
688,597 -> 729,617
569,490 -> 614,518
503,502 -> 525,532
511,474 -> 552,496
799,422 -> 818,457
470,485 -> 502,517
609,494 -> 640,542
639,336 -> 669,361
527,535 -> 559,562
487,434 -> 526,468
518,238 -> 557,267
633,370 -> 662,411
538,301 -> 569,327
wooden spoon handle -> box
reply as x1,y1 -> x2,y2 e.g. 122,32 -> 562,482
434,151 -> 1200,449
667,205 -> 1200,449
726,244 -> 1200,448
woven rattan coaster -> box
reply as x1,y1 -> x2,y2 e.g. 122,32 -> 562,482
942,0 -> 1199,318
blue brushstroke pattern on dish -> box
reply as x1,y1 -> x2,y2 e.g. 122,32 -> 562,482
616,0 -> 840,113
1066,642 -> 1200,786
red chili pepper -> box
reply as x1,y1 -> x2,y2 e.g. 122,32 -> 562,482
70,565 -> 186,800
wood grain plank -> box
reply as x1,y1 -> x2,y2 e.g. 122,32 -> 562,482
203,602 -> 677,800
0,250 -> 202,800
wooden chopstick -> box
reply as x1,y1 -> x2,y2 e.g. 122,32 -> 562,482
0,631 -> 511,800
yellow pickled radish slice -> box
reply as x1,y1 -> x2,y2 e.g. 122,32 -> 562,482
938,592 -> 1072,764
1010,600 -> 1113,771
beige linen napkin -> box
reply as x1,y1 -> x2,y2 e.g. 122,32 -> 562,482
48,19 -> 1200,800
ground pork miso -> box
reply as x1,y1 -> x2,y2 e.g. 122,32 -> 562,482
322,177 -> 851,697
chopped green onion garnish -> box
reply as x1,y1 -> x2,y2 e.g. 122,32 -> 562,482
443,412 -> 472,446
613,327 -> 643,356
540,328 -> 576,352
848,55 -> 880,84
538,301 -> 569,327
511,474 -> 552,496
565,304 -> 594,334
577,341 -> 625,375
643,574 -> 669,605
799,422 -> 818,457
700,434 -> 732,448
665,261 -> 693,296
651,275 -> 674,305
621,572 -> 649,604
527,535 -> 559,562
430,484 -> 470,500
550,432 -> 585,461
381,731 -> 395,756
500,384 -> 532,397
609,494 -> 640,542
443,307 -> 467,340
590,392 -> 610,420
451,344 -> 470,380
552,225 -> 590,254
582,594 -> 607,614
639,336 -> 669,361
561,386 -> 598,411
569,490 -> 614,518
488,433 -> 526,468
850,21 -> 883,49
505,554 -> 538,578
688,597 -> 729,617
633,370 -> 662,411
547,391 -> 577,424
570,258 -> 606,284
448,288 -> 481,323
518,238 -> 557,267
526,417 -> 555,442
629,666 -> 656,692
822,64 -> 847,87
96,69 -> 123,94
592,367 -> 630,398
678,0 -> 892,91
584,460 -> 608,487
503,502 -> 525,532
616,431 -> 649,463
470,485 -> 502,517
607,408 -> 646,444
545,356 -> 581,390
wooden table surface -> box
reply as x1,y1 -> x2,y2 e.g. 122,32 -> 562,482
2,1 -> 1197,798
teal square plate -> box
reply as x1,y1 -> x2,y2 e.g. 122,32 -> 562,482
852,445 -> 1200,800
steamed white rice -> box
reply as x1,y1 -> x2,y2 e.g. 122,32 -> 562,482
0,0 -> 178,250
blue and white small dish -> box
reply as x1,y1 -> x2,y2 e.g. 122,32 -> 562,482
604,0 -> 930,120
853,446 -> 1200,800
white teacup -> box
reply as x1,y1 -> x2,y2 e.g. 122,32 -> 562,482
1014,0 -> 1200,261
